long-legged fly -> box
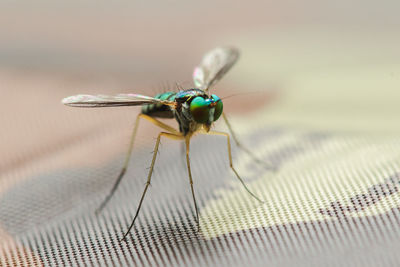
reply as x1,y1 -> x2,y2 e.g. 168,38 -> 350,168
62,47 -> 264,241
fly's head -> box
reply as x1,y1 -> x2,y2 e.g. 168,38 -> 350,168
189,94 -> 223,132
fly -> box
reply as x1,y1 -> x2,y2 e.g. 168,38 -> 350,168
62,47 -> 264,241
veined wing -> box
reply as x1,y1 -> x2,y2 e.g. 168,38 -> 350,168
62,94 -> 175,108
193,46 -> 240,92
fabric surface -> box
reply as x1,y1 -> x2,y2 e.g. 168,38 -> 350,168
2,116 -> 400,267
2,69 -> 400,266
1,2 -> 400,266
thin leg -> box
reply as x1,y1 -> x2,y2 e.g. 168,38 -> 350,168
96,114 -> 179,214
139,114 -> 180,135
180,142 -> 186,167
222,113 -> 275,170
206,130 -> 264,203
185,135 -> 200,230
122,131 -> 184,241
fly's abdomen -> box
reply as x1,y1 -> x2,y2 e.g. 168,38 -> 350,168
141,92 -> 176,118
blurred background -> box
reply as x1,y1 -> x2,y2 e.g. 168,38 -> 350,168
1,0 -> 400,175
1,1 -> 400,265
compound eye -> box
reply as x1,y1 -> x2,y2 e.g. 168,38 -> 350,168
211,94 -> 223,121
190,96 -> 210,123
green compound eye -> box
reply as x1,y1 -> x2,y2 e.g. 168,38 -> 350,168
211,94 -> 223,121
190,96 -> 210,123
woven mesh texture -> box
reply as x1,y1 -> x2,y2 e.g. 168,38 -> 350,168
2,123 -> 400,267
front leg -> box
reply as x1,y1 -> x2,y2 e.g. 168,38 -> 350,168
122,131 -> 184,241
222,112 -> 275,171
204,130 -> 264,203
184,135 -> 200,230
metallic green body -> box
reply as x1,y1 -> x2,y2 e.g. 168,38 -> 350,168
141,92 -> 176,118
141,88 -> 222,136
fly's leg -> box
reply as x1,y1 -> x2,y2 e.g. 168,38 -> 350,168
185,136 -> 200,230
180,142 -> 186,167
96,114 -> 179,214
95,114 -> 141,214
206,130 -> 264,203
222,113 -> 275,171
122,131 -> 184,241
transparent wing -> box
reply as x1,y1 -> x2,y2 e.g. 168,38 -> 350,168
193,46 -> 240,91
62,94 -> 175,108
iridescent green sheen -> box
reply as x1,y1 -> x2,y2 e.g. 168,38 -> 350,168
141,91 -> 176,118
211,94 -> 223,121
190,96 -> 210,123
